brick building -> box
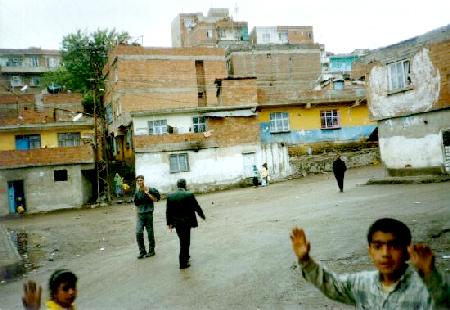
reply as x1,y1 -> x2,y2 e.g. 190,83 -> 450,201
0,93 -> 95,215
357,25 -> 450,176
249,26 -> 314,45
103,45 -> 291,192
0,48 -> 61,94
171,8 -> 249,48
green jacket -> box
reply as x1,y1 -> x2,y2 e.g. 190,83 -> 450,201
166,188 -> 205,227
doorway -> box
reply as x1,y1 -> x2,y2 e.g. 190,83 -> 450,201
443,130 -> 450,174
7,180 -> 25,214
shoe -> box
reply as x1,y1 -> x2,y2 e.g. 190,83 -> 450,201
145,252 -> 155,258
180,263 -> 190,269
137,253 -> 146,259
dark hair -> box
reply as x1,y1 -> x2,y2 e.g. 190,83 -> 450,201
177,179 -> 187,189
367,218 -> 411,247
135,175 -> 144,180
49,269 -> 77,298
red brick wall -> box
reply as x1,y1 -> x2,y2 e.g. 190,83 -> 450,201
134,116 -> 259,150
218,79 -> 257,106
429,40 -> 450,109
0,145 -> 94,169
105,46 -> 227,113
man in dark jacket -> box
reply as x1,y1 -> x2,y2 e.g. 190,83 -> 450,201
134,175 -> 159,259
166,179 -> 205,269
332,154 -> 347,192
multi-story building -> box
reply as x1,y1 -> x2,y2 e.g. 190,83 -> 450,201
0,93 -> 95,215
0,48 -> 61,94
358,25 -> 450,176
249,26 -> 314,45
171,8 -> 249,48
228,40 -> 375,146
103,45 -> 290,192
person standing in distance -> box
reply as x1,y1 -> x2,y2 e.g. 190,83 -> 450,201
332,154 -> 347,192
134,175 -> 160,259
166,179 -> 205,269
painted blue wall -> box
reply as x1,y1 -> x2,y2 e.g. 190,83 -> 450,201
260,122 -> 377,144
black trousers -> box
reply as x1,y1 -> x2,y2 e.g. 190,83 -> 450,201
335,175 -> 344,191
176,225 -> 191,267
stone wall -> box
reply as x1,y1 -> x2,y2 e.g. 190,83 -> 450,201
289,143 -> 380,177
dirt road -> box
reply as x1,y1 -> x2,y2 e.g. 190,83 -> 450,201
1,166 -> 449,309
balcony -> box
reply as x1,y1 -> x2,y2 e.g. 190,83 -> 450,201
0,145 -> 95,169
1,66 -> 55,73
134,133 -> 218,152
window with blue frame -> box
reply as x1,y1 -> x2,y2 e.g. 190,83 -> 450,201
15,134 -> 41,150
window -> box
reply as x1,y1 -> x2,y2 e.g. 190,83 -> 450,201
387,59 -> 411,92
7,57 -> 22,67
193,116 -> 206,133
169,153 -> 189,173
262,33 -> 270,43
30,56 -> 39,67
320,110 -> 340,129
30,76 -> 41,86
47,57 -> 59,68
333,80 -> 344,90
58,133 -> 81,147
54,170 -> 68,181
10,76 -> 23,87
206,30 -> 213,38
106,105 -> 113,124
269,112 -> 289,133
148,120 -> 167,135
279,32 -> 288,43
15,135 -> 41,150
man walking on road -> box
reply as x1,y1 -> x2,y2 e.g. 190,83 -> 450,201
332,154 -> 347,192
166,179 -> 205,269
290,218 -> 450,308
134,175 -> 160,259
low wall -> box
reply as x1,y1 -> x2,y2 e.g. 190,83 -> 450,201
289,143 -> 380,177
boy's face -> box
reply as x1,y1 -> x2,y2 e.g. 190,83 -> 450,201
368,231 -> 407,279
136,178 -> 144,188
54,282 -> 77,308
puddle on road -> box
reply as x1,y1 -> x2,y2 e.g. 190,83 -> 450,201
9,229 -> 45,272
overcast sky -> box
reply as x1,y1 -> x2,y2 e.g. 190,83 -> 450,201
0,0 -> 449,53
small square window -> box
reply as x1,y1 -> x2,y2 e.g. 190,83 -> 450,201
169,153 -> 189,173
320,110 -> 340,129
54,170 -> 68,181
269,112 -> 289,133
193,116 -> 206,133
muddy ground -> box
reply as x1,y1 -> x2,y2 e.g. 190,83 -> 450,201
1,166 -> 449,309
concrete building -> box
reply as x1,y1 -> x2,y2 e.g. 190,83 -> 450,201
103,45 -> 291,192
249,26 -> 314,45
0,93 -> 95,215
171,8 -> 249,48
359,25 -> 450,176
0,48 -> 61,94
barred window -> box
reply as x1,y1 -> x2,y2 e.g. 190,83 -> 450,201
169,153 -> 189,173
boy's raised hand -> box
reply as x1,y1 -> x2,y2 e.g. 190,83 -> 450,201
22,280 -> 42,310
408,243 -> 434,277
290,227 -> 311,263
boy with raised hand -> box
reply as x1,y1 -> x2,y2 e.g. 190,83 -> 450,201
290,218 -> 449,308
